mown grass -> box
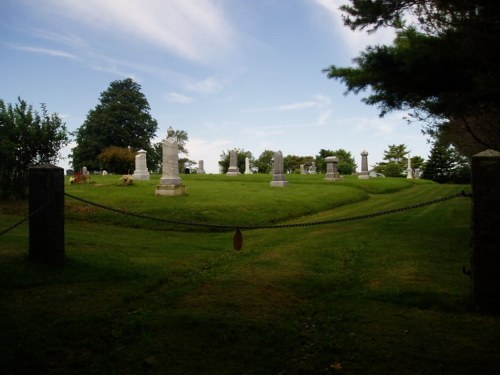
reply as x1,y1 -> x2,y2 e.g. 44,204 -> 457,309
1,175 -> 498,374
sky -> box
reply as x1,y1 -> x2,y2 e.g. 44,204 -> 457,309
1,0 -> 431,174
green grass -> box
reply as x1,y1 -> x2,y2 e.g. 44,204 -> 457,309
1,175 -> 498,374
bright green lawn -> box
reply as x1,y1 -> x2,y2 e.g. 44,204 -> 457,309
0,175 -> 498,374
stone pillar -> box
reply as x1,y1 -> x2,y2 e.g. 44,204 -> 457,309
270,151 -> 288,187
227,149 -> 240,176
325,156 -> 341,181
300,164 -> 305,174
244,157 -> 251,174
471,149 -> 500,313
29,165 -> 65,262
197,160 -> 206,174
132,149 -> 150,180
156,127 -> 186,196
359,150 -> 369,179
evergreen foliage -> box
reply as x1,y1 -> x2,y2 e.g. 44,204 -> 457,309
72,78 -> 158,171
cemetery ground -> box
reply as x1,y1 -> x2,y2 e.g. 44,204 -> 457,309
1,174 -> 499,374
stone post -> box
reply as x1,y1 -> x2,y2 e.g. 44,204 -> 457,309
29,165 -> 65,262
471,149 -> 500,313
406,153 -> 413,179
244,157 -> 251,174
359,150 -> 369,179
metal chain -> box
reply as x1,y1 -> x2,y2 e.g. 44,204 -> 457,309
0,200 -> 53,237
64,191 -> 470,232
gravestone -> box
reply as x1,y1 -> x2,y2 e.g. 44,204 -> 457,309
244,157 -> 251,174
309,161 -> 317,174
132,149 -> 150,180
227,149 -> 240,176
270,151 -> 288,187
102,170 -> 108,175
156,127 -> 186,196
300,164 -> 305,174
66,169 -> 74,176
358,150 -> 369,179
414,168 -> 421,179
406,153 -> 413,179
82,166 -> 89,177
197,160 -> 206,174
325,156 -> 342,181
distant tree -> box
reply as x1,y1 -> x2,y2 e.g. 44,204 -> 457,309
255,150 -> 274,174
283,154 -> 315,174
72,78 -> 158,171
423,134 -> 470,183
0,98 -> 69,200
97,146 -> 135,174
374,144 -> 409,177
219,149 -> 253,173
316,148 -> 356,174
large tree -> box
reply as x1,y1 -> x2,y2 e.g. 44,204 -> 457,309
0,98 -> 69,199
373,144 -> 409,177
324,1 -> 500,152
72,78 -> 158,171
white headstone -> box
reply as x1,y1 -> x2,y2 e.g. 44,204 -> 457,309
309,162 -> 317,174
132,149 -> 150,180
244,157 -> 251,174
300,164 -> 305,174
197,160 -> 206,174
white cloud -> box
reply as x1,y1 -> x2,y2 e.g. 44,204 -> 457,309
13,45 -> 77,60
253,94 -> 332,112
311,0 -> 395,53
166,92 -> 194,104
187,137 -> 232,173
40,0 -> 236,63
185,77 -> 225,94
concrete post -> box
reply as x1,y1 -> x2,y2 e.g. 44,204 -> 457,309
29,164 -> 65,262
471,149 -> 500,313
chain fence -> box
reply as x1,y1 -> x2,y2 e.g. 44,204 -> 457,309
63,191 -> 471,232
1,191 -> 471,238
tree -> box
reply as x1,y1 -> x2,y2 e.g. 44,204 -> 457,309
423,133 -> 470,183
0,98 -> 69,199
374,144 -> 409,177
316,148 -> 357,174
255,150 -> 274,174
97,146 -> 135,174
219,149 -> 254,173
283,154 -> 315,174
324,1 -> 500,152
72,78 -> 158,171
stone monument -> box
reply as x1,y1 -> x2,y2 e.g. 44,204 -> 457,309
156,127 -> 186,196
309,162 -> 317,174
325,156 -> 342,181
197,160 -> 206,174
270,151 -> 288,187
227,149 -> 240,176
244,157 -> 251,174
406,153 -> 413,179
300,164 -> 305,174
132,149 -> 150,180
358,150 -> 369,179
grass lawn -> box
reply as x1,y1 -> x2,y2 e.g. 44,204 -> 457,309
0,174 -> 498,374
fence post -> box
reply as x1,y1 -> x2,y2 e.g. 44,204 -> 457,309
29,164 -> 65,262
471,149 -> 500,313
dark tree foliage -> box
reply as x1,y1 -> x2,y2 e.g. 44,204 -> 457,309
325,1 -> 500,152
72,78 -> 158,171
97,146 -> 135,174
255,150 -> 274,174
219,149 -> 254,174
0,98 -> 69,199
373,144 -> 409,177
283,154 -> 315,174
423,133 -> 470,183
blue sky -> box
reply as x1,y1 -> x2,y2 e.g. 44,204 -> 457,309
1,0 -> 430,173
